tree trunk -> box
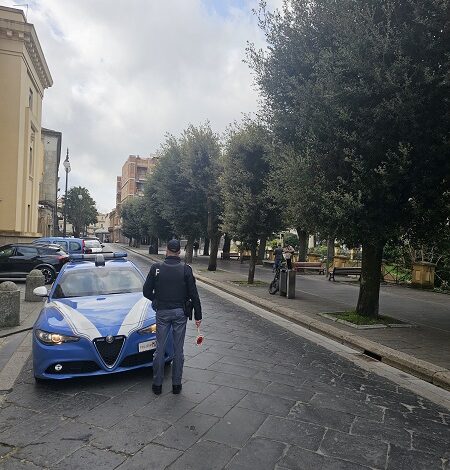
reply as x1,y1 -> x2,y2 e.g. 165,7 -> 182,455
296,228 -> 308,262
222,233 -> 231,259
356,240 -> 385,318
247,242 -> 258,284
208,235 -> 220,271
203,237 -> 210,256
256,235 -> 267,265
185,237 -> 194,264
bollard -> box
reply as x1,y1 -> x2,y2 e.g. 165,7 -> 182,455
0,281 -> 20,327
279,269 -> 296,299
25,269 -> 45,302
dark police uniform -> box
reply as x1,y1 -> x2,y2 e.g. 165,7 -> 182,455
143,251 -> 201,393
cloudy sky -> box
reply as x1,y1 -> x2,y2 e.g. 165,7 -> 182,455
4,0 -> 280,213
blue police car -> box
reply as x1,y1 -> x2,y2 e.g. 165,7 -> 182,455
32,252 -> 173,381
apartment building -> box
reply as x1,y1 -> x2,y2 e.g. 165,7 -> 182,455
112,155 -> 157,243
0,6 -> 53,244
120,155 -> 157,204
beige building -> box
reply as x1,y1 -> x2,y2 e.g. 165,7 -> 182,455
0,6 -> 53,244
86,212 -> 109,241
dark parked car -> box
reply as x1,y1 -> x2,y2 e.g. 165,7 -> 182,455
0,243 -> 69,284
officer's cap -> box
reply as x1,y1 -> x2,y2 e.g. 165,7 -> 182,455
167,239 -> 181,252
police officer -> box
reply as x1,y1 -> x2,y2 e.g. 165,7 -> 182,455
143,239 -> 202,395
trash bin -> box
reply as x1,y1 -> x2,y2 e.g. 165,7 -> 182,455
279,269 -> 296,299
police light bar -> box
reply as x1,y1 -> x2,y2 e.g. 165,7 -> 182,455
69,252 -> 127,261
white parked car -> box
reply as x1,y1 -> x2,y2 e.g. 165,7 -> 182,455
83,239 -> 103,253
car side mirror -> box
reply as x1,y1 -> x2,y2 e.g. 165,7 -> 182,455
101,244 -> 105,248
33,286 -> 48,297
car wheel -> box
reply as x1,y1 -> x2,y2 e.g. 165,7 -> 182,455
38,266 -> 56,284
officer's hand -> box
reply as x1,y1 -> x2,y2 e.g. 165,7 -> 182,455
195,320 -> 201,328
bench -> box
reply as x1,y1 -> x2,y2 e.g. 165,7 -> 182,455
294,262 -> 325,275
221,252 -> 240,260
328,266 -> 361,281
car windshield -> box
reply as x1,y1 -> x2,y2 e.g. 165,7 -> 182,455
53,267 -> 143,298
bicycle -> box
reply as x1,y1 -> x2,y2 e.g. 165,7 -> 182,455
269,260 -> 286,294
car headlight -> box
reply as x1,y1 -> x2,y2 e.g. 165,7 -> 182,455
35,329 -> 80,345
137,323 -> 156,335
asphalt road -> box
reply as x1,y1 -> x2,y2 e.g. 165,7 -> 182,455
0,250 -> 448,469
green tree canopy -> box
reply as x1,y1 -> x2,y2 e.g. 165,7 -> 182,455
221,119 -> 284,282
65,186 -> 97,237
248,0 -> 450,315
142,177 -> 173,242
121,197 -> 148,246
150,134 -> 207,261
181,123 -> 223,270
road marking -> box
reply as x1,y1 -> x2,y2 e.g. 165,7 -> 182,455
199,281 -> 450,411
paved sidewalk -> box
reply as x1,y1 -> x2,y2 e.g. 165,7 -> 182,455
123,245 -> 450,390
0,284 -> 44,392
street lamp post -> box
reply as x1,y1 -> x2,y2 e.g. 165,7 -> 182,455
62,149 -> 71,237
77,194 -> 83,236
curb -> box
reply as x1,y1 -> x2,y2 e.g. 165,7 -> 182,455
124,246 -> 450,391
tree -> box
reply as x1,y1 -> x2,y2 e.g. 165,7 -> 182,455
142,176 -> 173,251
221,119 -> 283,283
181,124 -> 223,271
121,197 -> 147,247
248,0 -> 450,316
151,135 -> 207,263
65,186 -> 97,237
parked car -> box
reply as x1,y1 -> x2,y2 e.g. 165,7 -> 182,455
33,237 -> 85,255
0,243 -> 69,284
31,252 -> 174,381
83,239 -> 103,253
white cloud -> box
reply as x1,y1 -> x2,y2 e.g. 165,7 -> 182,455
3,0 -> 278,212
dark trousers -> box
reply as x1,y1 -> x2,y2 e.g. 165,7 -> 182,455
153,307 -> 187,386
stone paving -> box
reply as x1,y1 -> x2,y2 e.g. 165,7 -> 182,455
0,267 -> 449,469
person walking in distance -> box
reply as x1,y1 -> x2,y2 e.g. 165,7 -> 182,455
193,240 -> 199,257
283,243 -> 295,270
273,244 -> 284,272
143,239 -> 202,395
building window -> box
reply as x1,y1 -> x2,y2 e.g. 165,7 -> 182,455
29,88 -> 33,110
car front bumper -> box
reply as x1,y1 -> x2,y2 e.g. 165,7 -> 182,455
32,329 -> 174,380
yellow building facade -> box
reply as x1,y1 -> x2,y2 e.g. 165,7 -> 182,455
0,6 -> 53,244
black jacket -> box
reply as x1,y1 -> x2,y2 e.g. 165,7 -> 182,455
143,256 -> 202,320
